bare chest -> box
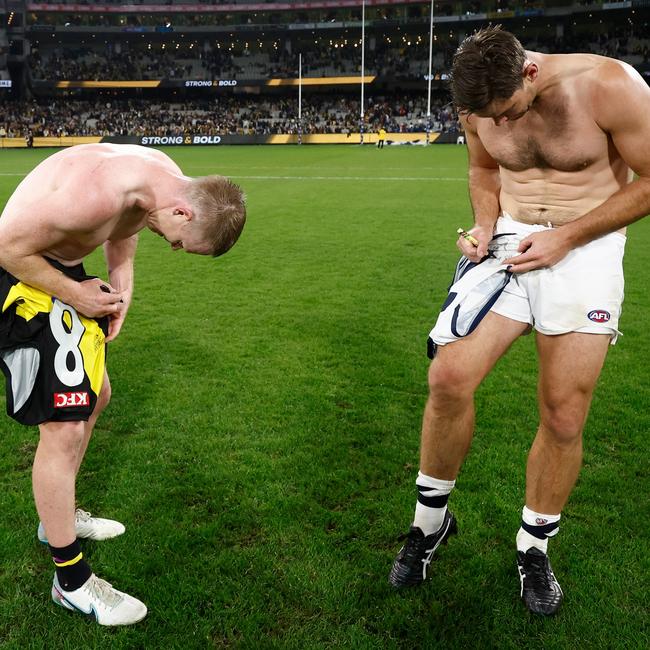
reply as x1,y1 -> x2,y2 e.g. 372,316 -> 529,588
45,208 -> 144,264
477,108 -> 607,173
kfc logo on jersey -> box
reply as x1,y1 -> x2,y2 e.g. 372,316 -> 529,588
587,310 -> 611,323
54,392 -> 89,408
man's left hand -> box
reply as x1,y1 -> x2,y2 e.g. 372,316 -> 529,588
105,303 -> 128,342
503,228 -> 573,273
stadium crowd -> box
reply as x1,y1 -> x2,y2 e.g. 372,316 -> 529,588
27,29 -> 650,83
0,95 -> 460,138
12,4 -> 647,141
29,47 -> 194,82
28,39 -> 452,82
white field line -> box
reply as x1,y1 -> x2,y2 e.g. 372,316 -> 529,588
229,175 -> 466,181
187,165 -> 464,171
0,172 -> 467,181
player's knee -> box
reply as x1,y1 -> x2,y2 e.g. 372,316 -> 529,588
427,358 -> 475,402
540,400 -> 586,445
40,421 -> 86,459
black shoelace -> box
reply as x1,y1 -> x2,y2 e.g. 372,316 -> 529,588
397,530 -> 426,562
525,553 -> 554,590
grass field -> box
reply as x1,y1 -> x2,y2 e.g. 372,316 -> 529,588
0,145 -> 648,649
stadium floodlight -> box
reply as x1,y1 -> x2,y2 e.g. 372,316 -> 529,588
426,0 -> 435,145
360,0 -> 365,145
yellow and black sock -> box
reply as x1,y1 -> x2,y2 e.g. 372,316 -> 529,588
49,540 -> 92,592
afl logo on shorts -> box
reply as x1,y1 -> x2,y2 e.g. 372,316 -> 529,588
588,310 -> 611,323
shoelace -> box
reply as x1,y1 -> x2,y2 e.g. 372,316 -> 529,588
75,509 -> 92,523
525,554 -> 554,590
84,576 -> 124,610
396,530 -> 426,563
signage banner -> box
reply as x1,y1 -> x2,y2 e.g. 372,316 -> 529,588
39,75 -> 375,90
139,135 -> 223,146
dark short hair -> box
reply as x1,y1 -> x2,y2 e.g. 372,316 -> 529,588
451,25 -> 527,114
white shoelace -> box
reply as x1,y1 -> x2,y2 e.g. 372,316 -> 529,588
75,509 -> 92,523
84,575 -> 124,610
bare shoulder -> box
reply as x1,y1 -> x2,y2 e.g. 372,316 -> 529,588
1,144 -> 150,231
548,52 -> 639,89
118,144 -> 180,167
110,143 -> 183,173
43,145 -> 135,202
586,54 -> 645,90
581,56 -> 650,129
51,144 -> 181,203
68,143 -> 180,175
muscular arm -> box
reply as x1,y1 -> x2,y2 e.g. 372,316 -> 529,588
103,235 -> 138,341
0,242 -> 82,308
0,185 -> 125,317
566,63 -> 650,241
506,61 -> 650,271
461,114 -> 502,260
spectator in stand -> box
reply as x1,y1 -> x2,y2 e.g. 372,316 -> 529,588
2,95 -> 458,138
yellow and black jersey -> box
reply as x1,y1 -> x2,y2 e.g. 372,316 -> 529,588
0,258 -> 108,426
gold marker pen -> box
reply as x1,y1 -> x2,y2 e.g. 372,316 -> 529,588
457,228 -> 479,247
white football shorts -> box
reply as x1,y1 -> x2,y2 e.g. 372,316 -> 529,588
430,213 -> 626,348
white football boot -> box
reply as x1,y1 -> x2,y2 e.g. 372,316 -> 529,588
52,573 -> 147,626
38,509 -> 126,544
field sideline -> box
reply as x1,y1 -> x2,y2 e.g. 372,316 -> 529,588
0,145 -> 647,648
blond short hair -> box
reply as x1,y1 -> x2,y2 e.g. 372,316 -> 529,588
185,175 -> 246,257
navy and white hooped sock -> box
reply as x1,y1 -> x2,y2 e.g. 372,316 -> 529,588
516,505 -> 561,554
413,471 -> 456,536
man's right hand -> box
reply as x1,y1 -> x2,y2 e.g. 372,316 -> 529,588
73,278 -> 126,318
456,225 -> 492,262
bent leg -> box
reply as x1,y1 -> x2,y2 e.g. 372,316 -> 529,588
389,313 -> 529,588
527,332 -> 610,513
74,371 -> 111,477
33,420 -> 86,548
421,312 -> 530,479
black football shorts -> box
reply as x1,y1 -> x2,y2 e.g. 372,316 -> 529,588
0,258 -> 109,426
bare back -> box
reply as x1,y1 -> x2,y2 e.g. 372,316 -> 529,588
469,53 -> 636,226
0,143 -> 183,265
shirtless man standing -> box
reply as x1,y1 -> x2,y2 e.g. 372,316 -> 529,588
389,26 -> 650,615
0,143 -> 246,625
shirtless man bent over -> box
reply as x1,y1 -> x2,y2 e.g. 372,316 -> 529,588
0,143 -> 246,625
388,26 -> 650,615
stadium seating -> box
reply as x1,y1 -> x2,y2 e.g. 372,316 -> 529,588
2,1 -> 650,141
